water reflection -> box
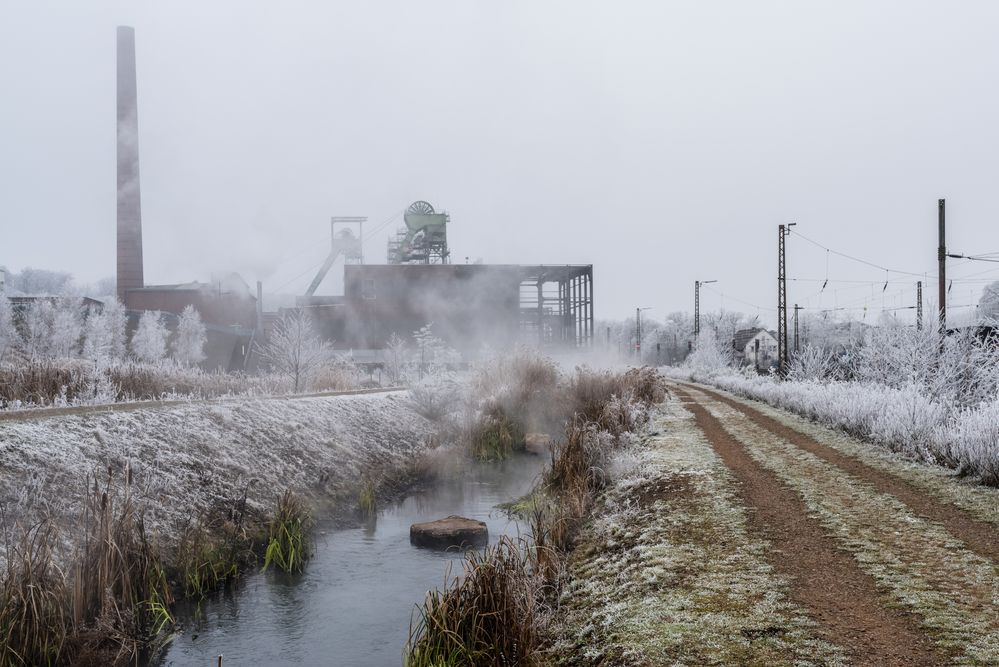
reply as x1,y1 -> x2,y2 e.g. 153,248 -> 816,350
155,454 -> 545,667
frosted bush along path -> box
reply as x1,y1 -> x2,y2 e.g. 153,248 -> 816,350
550,385 -> 999,665
0,390 -> 434,566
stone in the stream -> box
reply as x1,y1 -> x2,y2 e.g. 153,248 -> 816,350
410,515 -> 488,550
524,432 -> 550,455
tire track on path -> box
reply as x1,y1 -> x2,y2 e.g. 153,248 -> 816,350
673,386 -> 949,667
679,381 -> 999,564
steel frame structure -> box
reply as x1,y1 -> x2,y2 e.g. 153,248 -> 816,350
517,265 -> 593,347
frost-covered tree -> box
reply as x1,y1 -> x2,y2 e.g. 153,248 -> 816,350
257,310 -> 330,392
82,300 -> 128,363
172,305 -> 207,367
412,323 -> 460,378
8,268 -> 75,296
684,328 -> 731,375
21,299 -> 54,360
82,309 -> 112,362
131,311 -> 169,364
103,299 -> 128,361
48,298 -> 82,358
384,332 -> 410,384
0,296 -> 16,363
979,281 -> 999,323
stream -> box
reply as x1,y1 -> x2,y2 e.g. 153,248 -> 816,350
154,453 -> 546,666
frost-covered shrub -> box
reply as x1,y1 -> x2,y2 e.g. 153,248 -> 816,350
683,329 -> 730,377
787,345 -> 834,381
948,402 -> 999,485
409,374 -> 460,421
668,365 -> 999,486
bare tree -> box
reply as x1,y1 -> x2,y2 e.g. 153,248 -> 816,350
257,310 -> 330,392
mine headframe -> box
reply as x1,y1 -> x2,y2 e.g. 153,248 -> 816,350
387,200 -> 450,264
304,216 -> 366,297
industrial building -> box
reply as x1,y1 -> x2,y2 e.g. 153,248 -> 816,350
297,201 -> 594,354
114,29 -> 593,369
115,26 -> 256,370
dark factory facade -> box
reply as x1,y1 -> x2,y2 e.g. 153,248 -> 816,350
301,264 -> 594,352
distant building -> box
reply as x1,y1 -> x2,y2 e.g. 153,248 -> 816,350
123,277 -> 257,372
300,263 -> 594,354
8,295 -> 105,315
733,328 -> 778,369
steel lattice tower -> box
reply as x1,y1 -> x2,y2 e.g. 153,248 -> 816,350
777,224 -> 788,376
917,280 -> 923,330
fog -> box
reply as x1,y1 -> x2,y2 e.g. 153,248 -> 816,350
2,1 -> 999,322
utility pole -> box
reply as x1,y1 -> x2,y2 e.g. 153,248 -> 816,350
938,199 -> 946,332
694,281 -> 701,338
694,280 -> 716,339
793,304 -> 801,354
635,307 -> 641,358
916,281 -> 923,331
777,224 -> 794,376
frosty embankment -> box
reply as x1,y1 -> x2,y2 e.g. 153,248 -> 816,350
549,383 -> 999,666
0,389 -> 434,563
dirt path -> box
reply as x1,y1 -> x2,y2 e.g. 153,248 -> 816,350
684,382 -> 999,564
673,386 -> 948,666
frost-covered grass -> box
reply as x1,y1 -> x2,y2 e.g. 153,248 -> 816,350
667,366 -> 999,486
0,358 -> 366,411
693,390 -> 999,664
406,367 -> 670,666
547,398 -> 845,666
0,390 -> 439,664
712,388 -> 999,527
0,391 -> 435,568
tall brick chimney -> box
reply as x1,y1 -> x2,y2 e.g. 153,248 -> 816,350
116,26 -> 143,303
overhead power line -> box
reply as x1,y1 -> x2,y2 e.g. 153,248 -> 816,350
790,229 -> 929,278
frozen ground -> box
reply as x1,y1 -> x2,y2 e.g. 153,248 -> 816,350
0,390 -> 436,565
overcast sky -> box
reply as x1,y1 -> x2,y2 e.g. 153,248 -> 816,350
2,1 -> 998,322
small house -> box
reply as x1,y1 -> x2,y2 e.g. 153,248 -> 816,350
733,328 -> 778,369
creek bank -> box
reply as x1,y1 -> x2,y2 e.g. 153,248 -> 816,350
0,390 -> 438,665
405,366 -> 670,666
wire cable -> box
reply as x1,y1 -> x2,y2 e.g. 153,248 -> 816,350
790,229 -> 930,278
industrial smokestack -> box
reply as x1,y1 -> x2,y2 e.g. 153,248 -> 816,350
116,26 -> 143,303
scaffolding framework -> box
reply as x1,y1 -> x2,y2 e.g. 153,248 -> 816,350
517,265 -> 593,347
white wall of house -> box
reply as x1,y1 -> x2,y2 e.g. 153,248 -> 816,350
741,330 -> 778,367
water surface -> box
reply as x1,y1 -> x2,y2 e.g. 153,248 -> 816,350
155,454 -> 545,666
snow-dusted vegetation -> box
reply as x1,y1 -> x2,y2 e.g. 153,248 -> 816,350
670,324 -> 999,485
0,390 -> 438,664
0,392 -> 435,560
0,298 -> 368,410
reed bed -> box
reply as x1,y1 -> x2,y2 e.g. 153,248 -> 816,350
261,491 -> 312,574
407,367 -> 669,666
0,476 -> 318,666
405,537 -> 542,667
